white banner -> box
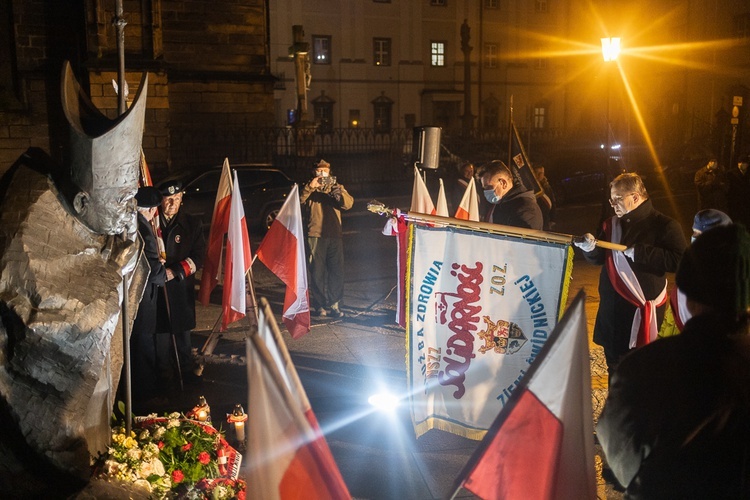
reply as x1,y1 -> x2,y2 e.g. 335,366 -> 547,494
407,224 -> 573,439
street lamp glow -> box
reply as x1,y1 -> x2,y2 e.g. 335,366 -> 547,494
601,37 -> 621,62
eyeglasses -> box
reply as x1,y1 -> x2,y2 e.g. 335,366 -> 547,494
609,192 -> 635,206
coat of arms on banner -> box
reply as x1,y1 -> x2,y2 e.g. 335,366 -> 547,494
406,224 -> 573,440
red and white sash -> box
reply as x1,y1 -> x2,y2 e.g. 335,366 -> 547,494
669,287 -> 692,332
604,217 -> 668,348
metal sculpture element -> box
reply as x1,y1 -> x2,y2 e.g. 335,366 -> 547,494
0,61 -> 148,480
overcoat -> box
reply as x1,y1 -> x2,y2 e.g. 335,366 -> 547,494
156,210 -> 205,333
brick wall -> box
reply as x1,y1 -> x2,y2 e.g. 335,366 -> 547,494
1,0 -> 274,180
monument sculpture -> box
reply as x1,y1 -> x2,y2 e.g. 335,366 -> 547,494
0,61 -> 149,485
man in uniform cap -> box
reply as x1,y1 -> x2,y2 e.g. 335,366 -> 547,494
155,179 -> 206,385
598,224 -> 750,498
131,187 -> 167,403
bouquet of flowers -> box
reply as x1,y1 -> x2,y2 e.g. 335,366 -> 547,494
94,412 -> 245,499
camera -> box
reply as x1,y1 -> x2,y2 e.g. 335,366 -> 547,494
319,175 -> 337,186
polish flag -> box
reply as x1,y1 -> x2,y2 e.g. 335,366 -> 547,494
256,184 -> 310,339
454,177 -> 480,222
452,291 -> 596,500
254,298 -> 350,498
221,170 -> 253,331
381,211 -> 408,328
246,330 -> 350,500
138,151 -> 166,259
436,178 -> 449,217
410,165 -> 435,215
199,158 -> 233,305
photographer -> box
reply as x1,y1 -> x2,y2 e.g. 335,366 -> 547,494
300,159 -> 354,318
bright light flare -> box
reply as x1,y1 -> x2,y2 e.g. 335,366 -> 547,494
601,37 -> 621,61
368,392 -> 400,412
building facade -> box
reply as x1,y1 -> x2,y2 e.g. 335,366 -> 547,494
270,0 -> 750,164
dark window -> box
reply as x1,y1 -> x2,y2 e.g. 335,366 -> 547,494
372,93 -> 394,133
485,0 -> 499,8
431,0 -> 447,5
534,106 -> 547,129
535,0 -> 548,13
312,35 -> 331,64
736,14 -> 750,38
374,38 -> 391,66
485,43 -> 498,68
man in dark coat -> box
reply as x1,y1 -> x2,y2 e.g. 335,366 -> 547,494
155,179 -> 206,384
131,186 -> 167,402
478,160 -> 543,230
597,224 -> 750,498
574,173 -> 686,377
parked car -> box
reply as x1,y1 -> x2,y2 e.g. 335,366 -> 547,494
545,149 -> 624,205
160,163 -> 296,234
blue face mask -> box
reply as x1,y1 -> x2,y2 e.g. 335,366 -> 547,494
484,188 -> 501,204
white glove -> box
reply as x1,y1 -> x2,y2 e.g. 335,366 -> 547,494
623,247 -> 635,260
573,233 -> 596,252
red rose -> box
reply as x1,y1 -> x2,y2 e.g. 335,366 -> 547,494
198,451 -> 211,465
158,441 -> 165,449
181,442 -> 193,452
172,469 -> 184,483
237,489 -> 246,500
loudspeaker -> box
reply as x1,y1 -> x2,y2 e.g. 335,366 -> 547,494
413,126 -> 441,170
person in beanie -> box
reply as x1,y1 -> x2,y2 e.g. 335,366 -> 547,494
130,186 -> 167,403
658,208 -> 732,338
155,179 -> 206,385
300,159 -> 354,318
597,224 -> 750,498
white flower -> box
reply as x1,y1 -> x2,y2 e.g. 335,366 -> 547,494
168,411 -> 181,419
153,426 -> 166,439
143,442 -> 160,459
139,428 -> 150,440
147,413 -> 158,419
103,459 -> 122,475
152,457 -> 165,477
133,479 -> 152,493
167,419 -> 180,429
126,448 -> 142,461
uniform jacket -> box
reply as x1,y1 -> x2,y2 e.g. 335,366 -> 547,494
300,180 -> 354,238
584,199 -> 686,350
133,213 -> 166,336
597,313 -> 750,499
485,184 -> 543,230
156,209 -> 206,333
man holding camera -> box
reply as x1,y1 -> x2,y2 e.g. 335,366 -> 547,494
300,159 -> 354,318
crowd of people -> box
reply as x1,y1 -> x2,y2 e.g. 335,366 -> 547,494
130,152 -> 749,496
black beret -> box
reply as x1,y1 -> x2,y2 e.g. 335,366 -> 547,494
158,179 -> 183,196
135,186 -> 163,208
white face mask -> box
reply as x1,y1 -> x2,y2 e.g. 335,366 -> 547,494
316,169 -> 330,177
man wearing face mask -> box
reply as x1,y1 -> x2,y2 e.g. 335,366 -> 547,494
300,159 -> 354,318
478,160 -> 543,230
573,173 -> 686,379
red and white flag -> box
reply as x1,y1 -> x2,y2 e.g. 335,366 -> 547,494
138,151 -> 166,259
410,165 -> 435,215
454,177 -> 480,222
199,158 -> 234,305
256,184 -> 310,338
452,291 -> 596,500
436,178 -> 449,217
254,298 -> 350,498
221,170 -> 253,331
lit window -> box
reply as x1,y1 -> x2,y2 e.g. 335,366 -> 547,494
312,36 -> 331,65
431,42 -> 445,67
373,38 -> 391,66
349,109 -> 360,128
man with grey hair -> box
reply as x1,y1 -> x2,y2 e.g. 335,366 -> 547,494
574,172 -> 687,378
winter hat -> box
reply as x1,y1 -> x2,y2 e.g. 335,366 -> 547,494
676,224 -> 750,317
692,209 -> 732,234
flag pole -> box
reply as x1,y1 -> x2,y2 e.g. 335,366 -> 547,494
508,94 -> 514,169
